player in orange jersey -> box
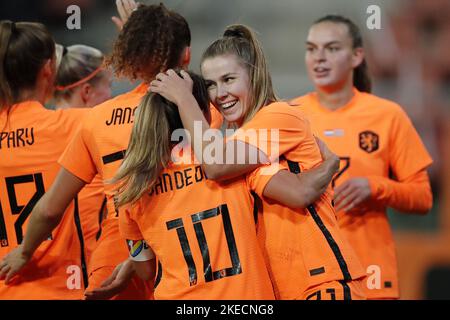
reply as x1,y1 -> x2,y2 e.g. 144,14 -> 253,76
0,3 -> 204,300
292,15 -> 433,299
112,71 -> 276,299
88,69 -> 343,299
52,44 -> 113,266
151,24 -> 367,300
0,21 -> 90,299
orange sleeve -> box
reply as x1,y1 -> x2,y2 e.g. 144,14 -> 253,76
368,169 -> 433,213
209,104 -> 223,130
246,162 -> 288,198
232,107 -> 309,161
58,115 -> 98,184
389,106 -> 433,180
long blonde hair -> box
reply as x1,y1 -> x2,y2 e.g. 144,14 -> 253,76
201,24 -> 277,125
112,71 -> 210,206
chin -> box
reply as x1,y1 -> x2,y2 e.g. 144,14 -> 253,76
223,116 -> 240,124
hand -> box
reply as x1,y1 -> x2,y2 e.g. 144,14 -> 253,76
334,177 -> 372,212
84,259 -> 135,300
0,245 -> 31,284
315,137 -> 339,174
112,0 -> 139,31
150,69 -> 193,106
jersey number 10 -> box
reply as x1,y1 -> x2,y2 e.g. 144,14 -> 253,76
166,204 -> 242,286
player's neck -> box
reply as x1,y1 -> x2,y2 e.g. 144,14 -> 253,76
16,88 -> 47,106
54,95 -> 85,110
316,82 -> 354,111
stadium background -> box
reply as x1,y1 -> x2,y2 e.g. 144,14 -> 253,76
1,0 -> 449,299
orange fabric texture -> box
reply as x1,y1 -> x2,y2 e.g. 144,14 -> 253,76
300,279 -> 366,300
293,89 -> 433,299
58,86 -> 223,298
120,157 -> 275,300
77,174 -> 105,266
0,101 -> 88,299
234,101 -> 366,300
58,84 -> 151,298
87,264 -> 153,300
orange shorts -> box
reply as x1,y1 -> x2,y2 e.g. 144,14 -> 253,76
300,279 -> 366,300
86,266 -> 153,300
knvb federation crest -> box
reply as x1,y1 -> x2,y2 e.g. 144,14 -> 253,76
359,131 -> 379,153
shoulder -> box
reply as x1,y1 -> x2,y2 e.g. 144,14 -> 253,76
359,92 -> 408,119
290,92 -> 316,106
256,101 -> 307,121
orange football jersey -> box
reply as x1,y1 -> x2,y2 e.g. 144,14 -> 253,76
233,101 -> 366,299
120,154 -> 275,300
58,84 -> 153,299
0,101 -> 88,299
59,84 -> 222,299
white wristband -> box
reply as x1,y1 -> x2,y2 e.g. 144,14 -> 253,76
127,239 -> 155,261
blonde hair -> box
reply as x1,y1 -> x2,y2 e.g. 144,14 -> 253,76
112,71 -> 210,206
201,24 -> 277,125
54,44 -> 105,99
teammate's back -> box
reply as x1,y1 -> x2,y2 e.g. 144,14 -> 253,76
0,20 -> 89,299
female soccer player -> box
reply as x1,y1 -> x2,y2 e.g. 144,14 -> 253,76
110,71 -> 277,299
0,20 -> 89,299
0,4 -> 189,300
291,15 -> 433,299
53,44 -> 112,266
150,24 -> 367,300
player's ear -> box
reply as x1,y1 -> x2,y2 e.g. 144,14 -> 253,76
180,46 -> 191,69
79,83 -> 92,105
352,47 -> 364,69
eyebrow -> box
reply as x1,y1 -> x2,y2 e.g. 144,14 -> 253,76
306,41 -> 341,46
221,72 -> 238,78
204,72 -> 239,83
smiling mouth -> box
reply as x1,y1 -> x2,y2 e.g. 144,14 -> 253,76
314,67 -> 330,75
220,101 -> 238,110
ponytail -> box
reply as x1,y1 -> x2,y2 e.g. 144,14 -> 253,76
112,71 -> 209,207
113,92 -> 173,206
0,20 -> 55,110
0,21 -> 15,109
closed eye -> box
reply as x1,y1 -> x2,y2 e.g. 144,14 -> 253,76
205,80 -> 216,89
327,46 -> 340,52
224,76 -> 234,83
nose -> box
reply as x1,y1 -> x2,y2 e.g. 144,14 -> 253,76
216,84 -> 228,101
313,48 -> 326,62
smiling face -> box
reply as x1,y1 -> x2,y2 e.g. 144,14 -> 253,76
305,21 -> 363,92
201,54 -> 251,124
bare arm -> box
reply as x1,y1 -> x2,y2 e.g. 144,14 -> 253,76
111,0 -> 138,31
263,142 -> 339,208
22,168 -> 86,257
151,70 -> 268,181
133,259 -> 156,282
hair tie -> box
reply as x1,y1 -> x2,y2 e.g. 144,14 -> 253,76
55,66 -> 103,91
